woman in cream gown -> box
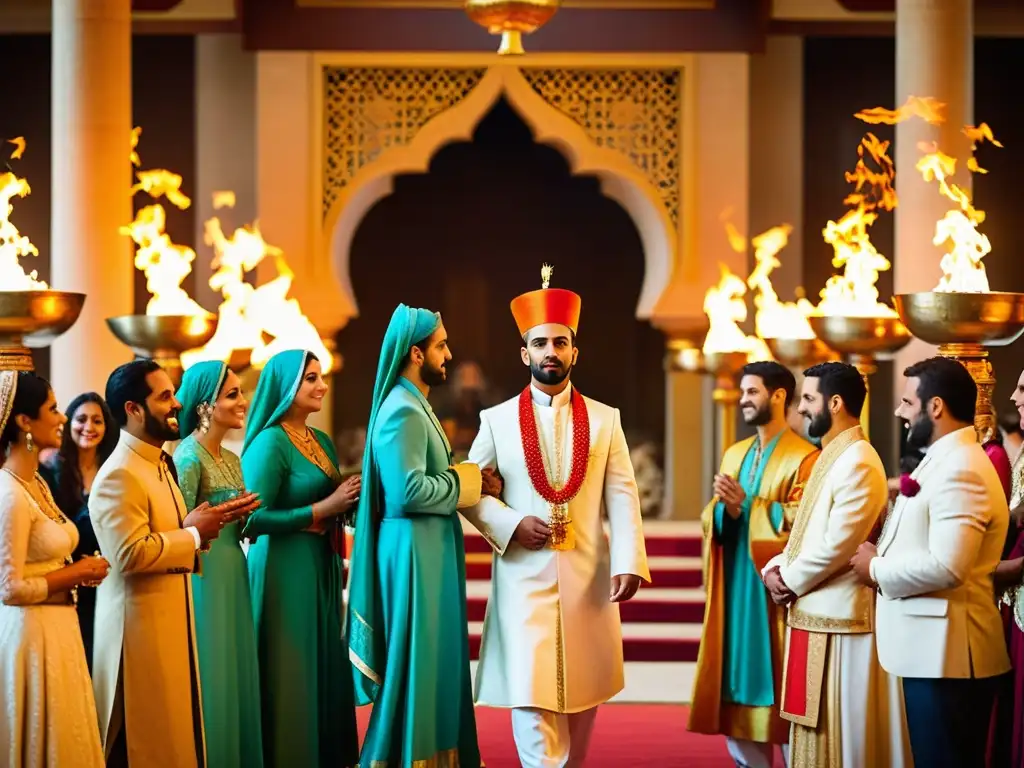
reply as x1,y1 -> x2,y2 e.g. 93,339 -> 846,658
0,370 -> 111,767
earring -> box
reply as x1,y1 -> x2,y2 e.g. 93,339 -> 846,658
24,431 -> 34,453
197,402 -> 214,434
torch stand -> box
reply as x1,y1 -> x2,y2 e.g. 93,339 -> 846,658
107,313 -> 218,387
895,291 -> 1024,443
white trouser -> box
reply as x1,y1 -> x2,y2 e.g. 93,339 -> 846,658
726,738 -> 790,768
510,706 -> 599,768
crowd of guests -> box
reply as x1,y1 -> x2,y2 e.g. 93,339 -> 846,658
0,350 -> 359,767
690,357 -> 1024,768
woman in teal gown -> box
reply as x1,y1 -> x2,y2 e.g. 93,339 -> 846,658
173,361 -> 263,768
348,304 -> 483,767
241,349 -> 360,768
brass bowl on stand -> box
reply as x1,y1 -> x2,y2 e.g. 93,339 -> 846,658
0,291 -> 86,371
464,0 -> 562,55
894,291 -> 1024,442
107,313 -> 218,387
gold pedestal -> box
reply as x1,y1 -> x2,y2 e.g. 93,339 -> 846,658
808,314 -> 912,439
703,350 -> 749,459
0,291 -> 86,371
107,313 -> 218,387
894,291 -> 1024,443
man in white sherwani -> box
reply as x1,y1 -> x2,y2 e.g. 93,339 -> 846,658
462,267 -> 650,767
761,361 -> 910,767
851,356 -> 1010,767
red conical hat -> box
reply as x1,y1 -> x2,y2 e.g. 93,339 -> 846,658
510,264 -> 581,337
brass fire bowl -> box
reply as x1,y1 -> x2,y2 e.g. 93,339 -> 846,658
893,291 -> 1024,347
0,290 -> 86,371
808,314 -> 912,363
766,337 -> 836,369
464,0 -> 561,54
107,313 -> 218,385
893,291 -> 1024,444
664,319 -> 710,373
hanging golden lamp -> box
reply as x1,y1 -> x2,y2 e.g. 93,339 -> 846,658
464,0 -> 562,56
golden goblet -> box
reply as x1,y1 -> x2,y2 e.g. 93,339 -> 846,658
0,291 -> 86,371
808,314 -> 912,438
106,314 -> 218,387
894,291 -> 1024,443
464,0 -> 561,55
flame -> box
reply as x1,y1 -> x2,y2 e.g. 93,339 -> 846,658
854,95 -> 947,127
182,195 -> 334,374
124,129 -> 208,317
815,132 -> 898,318
0,139 -> 46,290
702,263 -> 771,362
856,97 -> 1003,293
741,223 -> 816,340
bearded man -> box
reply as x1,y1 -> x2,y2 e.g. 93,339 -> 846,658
762,361 -> 909,767
852,356 -> 1010,767
688,361 -> 819,768
90,359 -> 257,767
461,267 -> 650,767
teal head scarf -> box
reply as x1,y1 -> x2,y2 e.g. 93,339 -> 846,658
348,303 -> 440,704
242,349 -> 312,455
176,361 -> 229,437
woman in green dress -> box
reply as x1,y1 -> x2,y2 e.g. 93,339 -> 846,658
241,349 -> 361,768
173,361 -> 264,768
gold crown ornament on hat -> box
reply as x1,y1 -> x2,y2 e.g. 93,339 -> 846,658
464,0 -> 562,56
510,264 -> 582,337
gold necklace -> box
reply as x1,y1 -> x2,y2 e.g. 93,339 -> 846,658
281,423 -> 337,479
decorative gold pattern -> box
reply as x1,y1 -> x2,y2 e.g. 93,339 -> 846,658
322,67 -> 487,216
788,635 -> 841,767
787,606 -> 871,634
320,66 -> 682,225
555,601 -> 566,712
785,427 -> 865,565
520,67 -> 681,223
362,746 -> 460,767
780,629 -> 828,729
282,423 -> 342,483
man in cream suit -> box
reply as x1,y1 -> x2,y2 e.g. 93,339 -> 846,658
852,356 -> 1011,767
761,361 -> 909,766
91,360 -> 257,768
462,267 -> 650,767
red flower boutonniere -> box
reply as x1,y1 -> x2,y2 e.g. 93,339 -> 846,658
899,474 -> 921,498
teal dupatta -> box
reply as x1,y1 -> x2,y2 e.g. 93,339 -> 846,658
347,304 -> 440,705
241,349 -> 307,456
177,361 -> 229,437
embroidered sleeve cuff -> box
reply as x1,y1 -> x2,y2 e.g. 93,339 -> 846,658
452,463 -> 482,510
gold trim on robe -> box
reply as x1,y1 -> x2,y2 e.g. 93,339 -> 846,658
687,428 -> 819,744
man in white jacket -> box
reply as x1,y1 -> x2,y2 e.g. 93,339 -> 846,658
852,356 -> 1010,767
461,267 -> 650,767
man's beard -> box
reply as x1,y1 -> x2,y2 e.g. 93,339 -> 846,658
144,404 -> 180,442
741,401 -> 772,427
422,361 -> 447,388
530,357 -> 572,386
905,413 -> 934,452
806,408 -> 832,439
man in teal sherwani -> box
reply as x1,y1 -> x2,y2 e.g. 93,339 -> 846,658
348,304 -> 501,767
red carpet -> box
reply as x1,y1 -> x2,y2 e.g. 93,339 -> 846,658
356,704 -> 786,767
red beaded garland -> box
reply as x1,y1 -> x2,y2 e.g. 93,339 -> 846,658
518,385 -> 590,504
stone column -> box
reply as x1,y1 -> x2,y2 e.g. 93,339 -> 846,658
194,34 -> 257,312
893,0 -> 973,364
49,0 -> 133,407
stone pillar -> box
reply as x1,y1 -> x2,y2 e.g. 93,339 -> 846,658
49,0 -> 133,407
256,52 -> 350,437
893,0 -> 973,370
656,53 -> 750,520
194,34 -> 257,311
